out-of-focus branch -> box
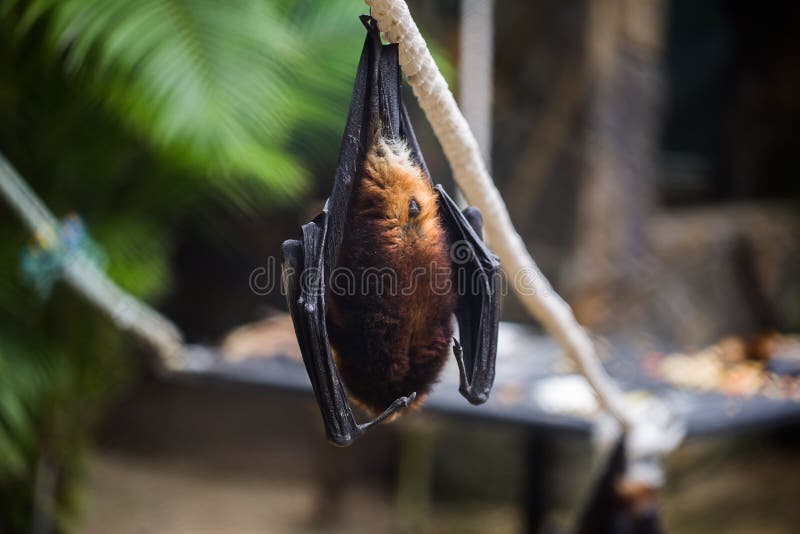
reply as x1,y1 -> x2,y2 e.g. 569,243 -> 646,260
0,154 -> 185,370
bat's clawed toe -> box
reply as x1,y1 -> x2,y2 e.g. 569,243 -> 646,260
387,391 -> 417,413
404,391 -> 418,404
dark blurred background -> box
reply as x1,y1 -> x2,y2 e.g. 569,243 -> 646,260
0,0 -> 798,532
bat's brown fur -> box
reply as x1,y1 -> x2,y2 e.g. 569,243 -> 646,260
327,137 -> 455,418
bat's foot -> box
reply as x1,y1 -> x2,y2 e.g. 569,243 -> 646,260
359,392 -> 416,432
329,392 -> 417,446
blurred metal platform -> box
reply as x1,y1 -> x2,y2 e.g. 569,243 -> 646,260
177,321 -> 800,438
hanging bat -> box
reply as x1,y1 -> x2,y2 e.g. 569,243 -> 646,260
282,16 -> 500,446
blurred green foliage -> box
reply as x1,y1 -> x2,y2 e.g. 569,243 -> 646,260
0,0 -> 377,531
2,0 -> 380,206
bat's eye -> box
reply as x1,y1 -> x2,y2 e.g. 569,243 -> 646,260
408,198 -> 420,217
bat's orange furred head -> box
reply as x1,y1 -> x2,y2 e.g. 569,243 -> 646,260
359,138 -> 443,250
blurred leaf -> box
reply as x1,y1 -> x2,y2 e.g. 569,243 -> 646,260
6,0 -> 457,206
91,216 -> 171,300
8,0 -> 370,205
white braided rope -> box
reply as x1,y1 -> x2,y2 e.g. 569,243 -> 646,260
366,0 -> 637,429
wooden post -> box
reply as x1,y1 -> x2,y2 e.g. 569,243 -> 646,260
571,0 -> 667,327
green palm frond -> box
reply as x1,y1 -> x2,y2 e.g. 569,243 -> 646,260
10,0 -> 367,203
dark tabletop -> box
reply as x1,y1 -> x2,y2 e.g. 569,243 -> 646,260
179,322 -> 800,438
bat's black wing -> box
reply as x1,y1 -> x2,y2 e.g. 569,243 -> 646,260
435,187 -> 501,403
